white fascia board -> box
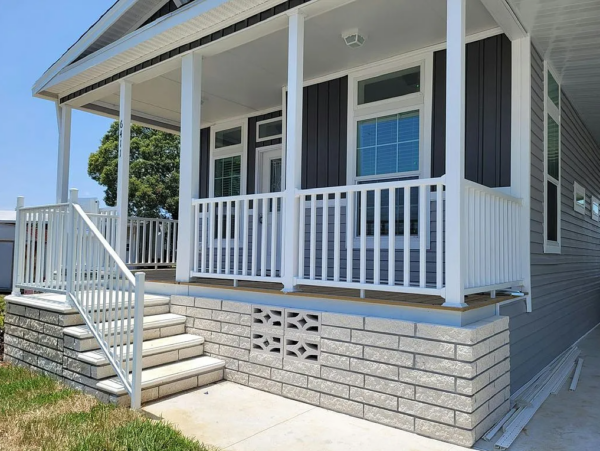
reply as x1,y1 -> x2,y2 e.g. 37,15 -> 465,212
479,0 -> 527,40
32,0 -> 142,96
39,0 -> 233,96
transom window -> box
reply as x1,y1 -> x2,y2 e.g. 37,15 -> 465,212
257,118 -> 283,142
544,63 -> 561,253
358,66 -> 421,105
215,126 -> 242,148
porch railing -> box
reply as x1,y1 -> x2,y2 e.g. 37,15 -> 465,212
464,180 -> 523,294
192,193 -> 284,282
13,192 -> 144,409
127,217 -> 178,268
295,177 -> 445,296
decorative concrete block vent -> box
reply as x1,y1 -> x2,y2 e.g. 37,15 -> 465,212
178,295 -> 510,447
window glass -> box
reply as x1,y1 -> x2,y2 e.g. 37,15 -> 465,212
547,181 -> 558,242
548,71 -> 560,109
269,158 -> 282,193
358,67 -> 420,105
214,155 -> 241,197
357,111 -> 419,177
258,120 -> 283,140
215,127 -> 242,148
547,115 -> 559,180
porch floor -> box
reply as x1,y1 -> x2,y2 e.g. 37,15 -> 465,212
137,269 -> 522,312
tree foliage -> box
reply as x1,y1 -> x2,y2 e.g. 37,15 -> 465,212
88,122 -> 180,219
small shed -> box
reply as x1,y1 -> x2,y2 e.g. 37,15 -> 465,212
0,211 -> 16,293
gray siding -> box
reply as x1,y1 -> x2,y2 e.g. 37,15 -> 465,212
500,45 -> 600,393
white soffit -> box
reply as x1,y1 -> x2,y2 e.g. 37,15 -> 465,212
509,0 -> 600,145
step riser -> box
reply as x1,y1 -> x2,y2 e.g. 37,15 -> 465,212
89,345 -> 204,379
114,369 -> 224,406
81,304 -> 170,322
65,324 -> 186,352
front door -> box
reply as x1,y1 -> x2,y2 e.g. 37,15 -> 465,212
257,146 -> 283,275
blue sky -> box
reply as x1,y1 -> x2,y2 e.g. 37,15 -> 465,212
0,1 -> 115,210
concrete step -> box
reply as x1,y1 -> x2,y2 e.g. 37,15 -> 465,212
63,313 -> 186,352
77,334 -> 205,379
97,356 -> 226,404
79,294 -> 170,321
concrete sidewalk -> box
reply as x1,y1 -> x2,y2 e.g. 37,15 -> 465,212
144,381 -> 469,451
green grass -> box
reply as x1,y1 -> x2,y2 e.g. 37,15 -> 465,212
0,364 -> 212,451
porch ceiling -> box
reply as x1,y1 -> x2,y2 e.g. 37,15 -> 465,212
80,0 -> 498,129
508,0 -> 600,146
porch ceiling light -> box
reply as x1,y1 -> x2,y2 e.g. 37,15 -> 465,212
342,29 -> 366,49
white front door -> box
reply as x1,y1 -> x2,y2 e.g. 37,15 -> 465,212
257,145 -> 283,275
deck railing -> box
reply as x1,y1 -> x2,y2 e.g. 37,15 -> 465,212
295,177 -> 445,296
192,193 -> 284,282
12,192 -> 144,409
464,180 -> 523,294
126,217 -> 178,268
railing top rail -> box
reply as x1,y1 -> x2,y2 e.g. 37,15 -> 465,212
129,216 -> 178,222
73,204 -> 136,285
464,180 -> 523,204
296,176 -> 446,197
192,192 -> 284,205
19,203 -> 69,211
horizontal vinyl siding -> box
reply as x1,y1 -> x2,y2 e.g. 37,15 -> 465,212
500,45 -> 600,393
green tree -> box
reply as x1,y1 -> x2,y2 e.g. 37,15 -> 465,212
88,122 -> 180,219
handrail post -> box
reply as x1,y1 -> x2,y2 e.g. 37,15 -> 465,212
131,272 -> 145,409
11,196 -> 25,296
66,189 -> 78,303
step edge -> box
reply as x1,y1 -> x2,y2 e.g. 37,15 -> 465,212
63,314 -> 186,339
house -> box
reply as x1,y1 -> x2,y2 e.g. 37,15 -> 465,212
0,211 -> 16,292
5,0 -> 600,447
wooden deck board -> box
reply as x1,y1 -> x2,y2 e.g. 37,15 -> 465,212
137,269 -> 522,312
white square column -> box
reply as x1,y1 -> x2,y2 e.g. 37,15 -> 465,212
56,104 -> 72,204
443,0 -> 468,308
176,53 -> 202,282
282,10 -> 305,292
116,80 -> 132,260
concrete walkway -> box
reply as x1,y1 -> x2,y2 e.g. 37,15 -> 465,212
475,325 -> 600,451
144,381 -> 469,451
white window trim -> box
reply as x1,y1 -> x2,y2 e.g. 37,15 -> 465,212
592,196 -> 599,222
346,53 -> 433,250
209,120 -> 247,198
256,117 -> 283,143
574,182 -> 586,215
543,61 -> 562,254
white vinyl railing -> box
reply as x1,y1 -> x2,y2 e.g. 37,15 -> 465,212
13,203 -> 70,293
89,211 -> 119,250
192,193 -> 284,282
464,180 -> 523,294
127,217 -> 178,268
295,177 -> 446,296
13,191 -> 144,409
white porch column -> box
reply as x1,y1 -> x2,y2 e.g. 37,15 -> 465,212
443,0 -> 468,308
56,104 -> 72,203
282,10 -> 305,293
116,81 -> 132,260
176,53 -> 202,283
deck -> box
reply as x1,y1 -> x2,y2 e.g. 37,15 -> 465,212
138,269 -> 523,312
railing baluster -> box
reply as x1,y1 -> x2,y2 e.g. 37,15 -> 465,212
225,201 -> 232,275
251,200 -> 259,277
270,197 -> 278,277
333,193 -> 341,282
346,190 -> 354,284
261,199 -> 268,278
360,190 -> 367,286
200,203 -> 207,273
374,189 -> 381,285
403,187 -> 410,288
322,194 -> 329,282
217,201 -> 224,274
309,194 -> 317,281
419,185 -> 427,288
209,203 -> 215,274
298,195 -> 306,279
234,200 -> 240,277
436,184 -> 443,289
388,188 -> 396,287
242,200 -> 249,276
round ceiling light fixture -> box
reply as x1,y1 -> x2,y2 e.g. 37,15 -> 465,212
342,29 -> 367,48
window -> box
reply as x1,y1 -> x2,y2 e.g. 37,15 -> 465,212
211,122 -> 246,198
544,64 -> 561,253
592,197 -> 599,222
574,182 -> 585,215
351,61 -> 427,241
257,118 -> 283,142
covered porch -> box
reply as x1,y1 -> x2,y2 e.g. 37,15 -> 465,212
39,0 -> 530,312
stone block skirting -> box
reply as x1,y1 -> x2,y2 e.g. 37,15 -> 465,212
175,295 -> 511,447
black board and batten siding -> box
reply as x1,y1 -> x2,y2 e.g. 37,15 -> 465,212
432,34 -> 512,187
499,46 -> 600,393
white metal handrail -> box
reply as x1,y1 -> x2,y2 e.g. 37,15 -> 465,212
12,193 -> 144,409
192,193 -> 284,282
295,177 -> 446,296
464,180 -> 523,294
